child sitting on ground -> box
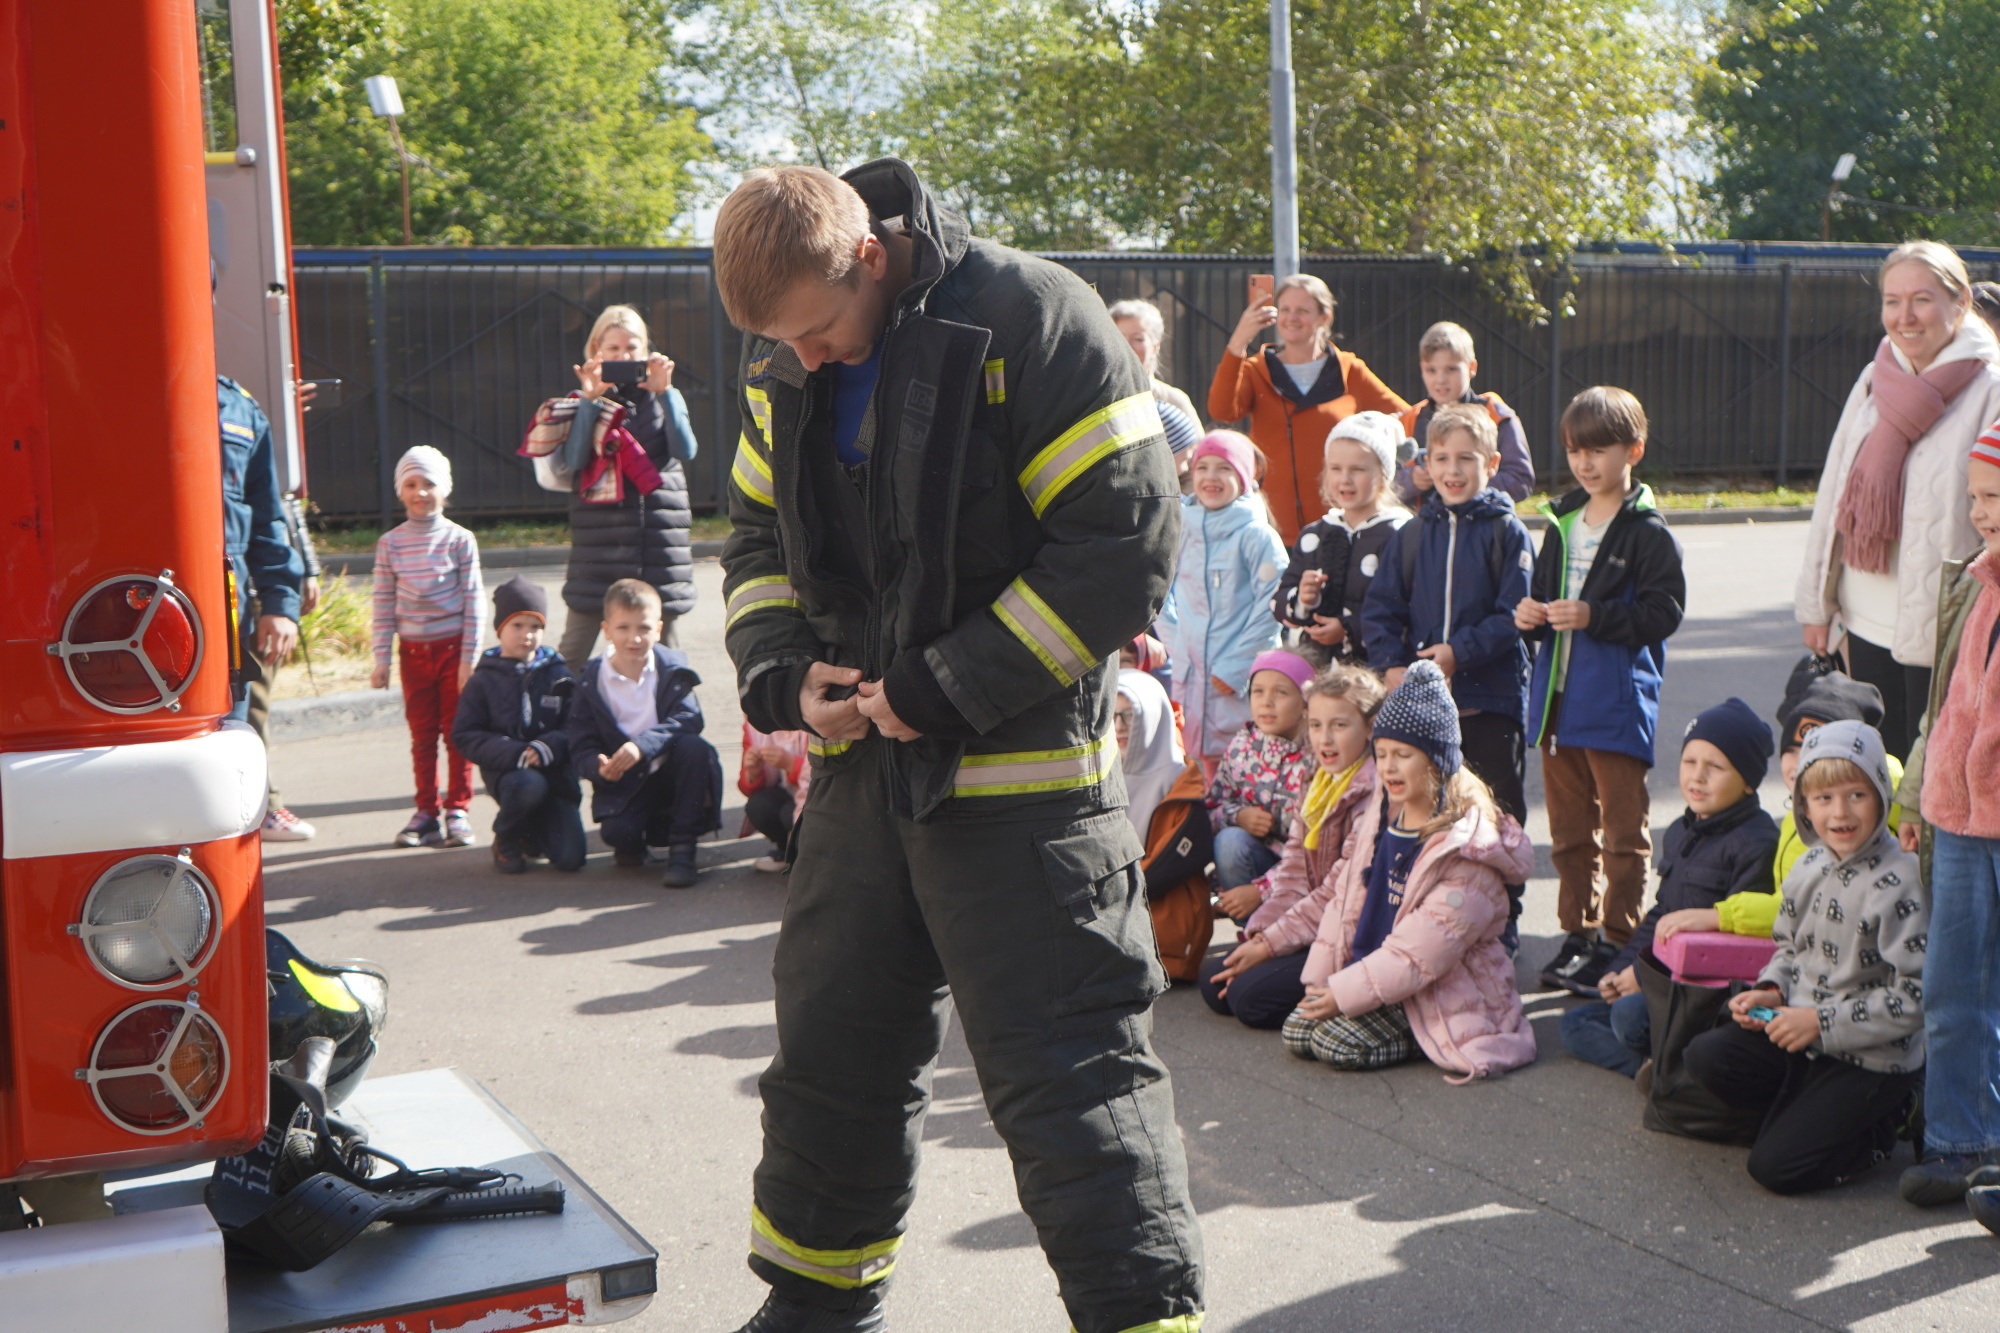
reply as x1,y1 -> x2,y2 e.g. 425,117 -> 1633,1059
451,576 -> 585,874
1282,660 -> 1536,1079
1273,411 -> 1410,667
1208,649 -> 1318,926
1394,321 -> 1534,505
1685,720 -> 1926,1195
737,724 -> 811,873
1362,403 -> 1534,943
566,579 -> 722,888
1519,387 -> 1686,996
1200,663 -> 1384,1028
370,445 -> 483,849
1560,699 -> 1779,1078
1160,431 -> 1288,776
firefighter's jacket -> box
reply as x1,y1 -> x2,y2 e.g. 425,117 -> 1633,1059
720,159 -> 1181,822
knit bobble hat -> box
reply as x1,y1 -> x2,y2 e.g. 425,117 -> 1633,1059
1326,410 -> 1415,488
1372,659 -> 1461,778
492,574 -> 547,630
1971,422 -> 2000,471
1683,697 -> 1774,790
395,445 -> 453,498
1190,430 -> 1258,494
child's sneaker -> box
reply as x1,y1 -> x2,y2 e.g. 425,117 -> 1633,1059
1538,932 -> 1598,991
394,813 -> 440,848
752,855 -> 789,874
260,806 -> 317,842
492,839 -> 527,875
440,810 -> 475,847
1547,936 -> 1617,996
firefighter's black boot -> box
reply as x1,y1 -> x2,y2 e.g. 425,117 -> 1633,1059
731,1291 -> 886,1333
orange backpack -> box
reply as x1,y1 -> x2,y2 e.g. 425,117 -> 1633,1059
1398,392 -> 1508,444
1143,761 -> 1216,982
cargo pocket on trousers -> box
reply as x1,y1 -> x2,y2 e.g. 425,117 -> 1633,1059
1037,812 -> 1167,1018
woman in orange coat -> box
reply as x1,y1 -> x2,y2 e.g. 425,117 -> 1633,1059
1209,274 -> 1409,543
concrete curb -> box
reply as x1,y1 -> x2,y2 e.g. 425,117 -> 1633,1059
272,687 -> 404,741
320,542 -> 725,576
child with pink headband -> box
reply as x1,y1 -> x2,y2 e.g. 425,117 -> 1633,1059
1206,647 -> 1319,926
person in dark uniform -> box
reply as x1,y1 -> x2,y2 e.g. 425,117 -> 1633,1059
713,161 -> 1203,1333
217,376 -> 303,725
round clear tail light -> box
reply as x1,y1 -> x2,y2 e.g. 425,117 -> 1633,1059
73,853 -> 217,988
52,571 -> 203,713
84,1000 -> 229,1133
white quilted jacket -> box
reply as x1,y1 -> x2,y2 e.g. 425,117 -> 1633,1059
1795,318 -> 2000,665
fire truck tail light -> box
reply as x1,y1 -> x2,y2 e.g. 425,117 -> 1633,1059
86,1001 -> 228,1133
76,854 -> 217,987
54,572 -> 203,714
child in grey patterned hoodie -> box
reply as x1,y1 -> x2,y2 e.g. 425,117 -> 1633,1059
1684,719 -> 1927,1195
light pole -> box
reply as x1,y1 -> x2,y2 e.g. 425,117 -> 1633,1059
1269,0 -> 1300,280
364,74 -> 413,246
1822,152 -> 1857,244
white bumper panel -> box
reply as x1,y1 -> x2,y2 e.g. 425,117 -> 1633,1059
0,1203 -> 227,1332
1,722 -> 267,860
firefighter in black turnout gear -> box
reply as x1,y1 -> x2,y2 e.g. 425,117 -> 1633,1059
714,160 -> 1205,1333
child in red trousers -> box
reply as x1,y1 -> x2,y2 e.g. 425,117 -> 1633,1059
371,445 -> 484,847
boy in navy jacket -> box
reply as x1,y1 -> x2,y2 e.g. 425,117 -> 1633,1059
452,576 -> 586,874
1516,388 -> 1687,995
1362,402 -> 1535,835
566,579 -> 722,887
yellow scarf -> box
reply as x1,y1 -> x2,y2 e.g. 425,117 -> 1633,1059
1301,756 -> 1364,851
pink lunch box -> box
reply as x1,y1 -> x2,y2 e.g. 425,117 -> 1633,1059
1651,930 -> 1778,986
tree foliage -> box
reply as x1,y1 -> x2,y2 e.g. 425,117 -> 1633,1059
281,0 -> 709,245
1696,0 -> 2000,244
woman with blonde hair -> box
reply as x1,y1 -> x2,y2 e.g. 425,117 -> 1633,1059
550,304 -> 700,664
1796,240 -> 2000,754
1210,273 -> 1407,543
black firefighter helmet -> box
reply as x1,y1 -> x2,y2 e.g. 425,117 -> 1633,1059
265,929 -> 387,1109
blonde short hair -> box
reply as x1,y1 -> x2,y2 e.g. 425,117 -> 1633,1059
713,166 -> 870,332
1880,240 -> 1971,306
1419,321 -> 1476,363
1799,755 -> 1874,797
585,305 -> 650,362
602,578 -> 662,618
1304,662 -> 1387,720
1428,401 -> 1498,459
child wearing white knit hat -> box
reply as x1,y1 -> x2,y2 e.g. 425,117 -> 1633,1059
371,445 -> 484,848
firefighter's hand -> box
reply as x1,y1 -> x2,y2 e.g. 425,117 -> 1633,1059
1416,642 -> 1457,677
370,663 -> 390,690
800,663 -> 871,741
856,680 -> 922,741
599,742 -> 643,781
1546,599 -> 1592,631
1305,614 -> 1345,646
644,353 -> 675,395
257,615 -> 298,665
300,576 -> 322,616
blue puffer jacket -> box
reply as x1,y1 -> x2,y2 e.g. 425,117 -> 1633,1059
1360,488 -> 1533,723
1523,485 -> 1686,765
1157,496 -> 1288,760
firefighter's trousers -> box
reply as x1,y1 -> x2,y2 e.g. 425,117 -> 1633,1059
749,744 -> 1205,1333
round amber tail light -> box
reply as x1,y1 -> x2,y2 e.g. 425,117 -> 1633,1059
84,1001 -> 228,1133
52,571 -> 203,713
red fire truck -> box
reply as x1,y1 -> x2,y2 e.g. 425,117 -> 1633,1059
0,3 -> 654,1327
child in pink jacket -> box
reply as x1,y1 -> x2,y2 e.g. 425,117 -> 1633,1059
1199,662 -> 1385,1029
738,723 -> 811,873
1282,659 -> 1537,1079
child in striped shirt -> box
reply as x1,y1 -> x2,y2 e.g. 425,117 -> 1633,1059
371,446 -> 484,847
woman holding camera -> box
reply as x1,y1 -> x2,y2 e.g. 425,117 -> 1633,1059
556,304 -> 699,664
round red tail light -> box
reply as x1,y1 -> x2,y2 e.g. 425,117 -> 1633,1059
53,571 -> 203,713
85,1000 -> 228,1133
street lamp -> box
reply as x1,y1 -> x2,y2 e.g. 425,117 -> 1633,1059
1269,0 -> 1300,280
363,74 -> 413,246
1822,152 -> 1857,244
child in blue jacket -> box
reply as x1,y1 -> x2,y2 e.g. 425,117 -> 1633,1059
1362,403 -> 1534,828
1159,431 -> 1289,773
1516,388 -> 1686,995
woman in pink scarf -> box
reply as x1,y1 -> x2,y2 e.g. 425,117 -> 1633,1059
1797,241 -> 2000,756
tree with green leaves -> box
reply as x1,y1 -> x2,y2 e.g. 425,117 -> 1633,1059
1696,0 -> 2000,245
282,0 -> 709,245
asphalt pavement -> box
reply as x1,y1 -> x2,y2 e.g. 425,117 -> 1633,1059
262,520 -> 2000,1332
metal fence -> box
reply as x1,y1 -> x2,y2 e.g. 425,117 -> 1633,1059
293,242 -> 2000,522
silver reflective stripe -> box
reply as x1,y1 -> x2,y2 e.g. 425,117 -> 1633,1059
732,432 -> 775,508
994,578 -> 1095,686
952,734 -> 1115,796
984,357 -> 1005,404
1018,392 -> 1158,517
748,1209 -> 899,1289
726,575 -> 799,627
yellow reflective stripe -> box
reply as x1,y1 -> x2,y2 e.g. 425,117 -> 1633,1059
984,357 -> 1005,404
748,1208 -> 898,1289
725,575 -> 799,627
1018,392 -> 1159,517
1072,1317 -> 1204,1333
993,578 -> 1096,686
952,734 -> 1115,797
744,384 -> 774,446
807,737 -> 853,759
732,432 -> 775,508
